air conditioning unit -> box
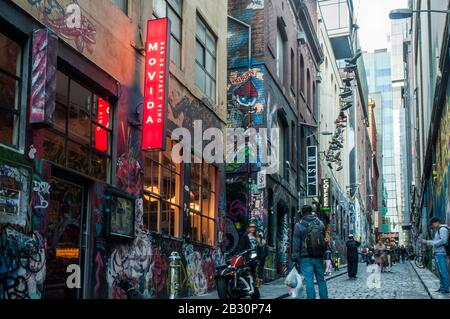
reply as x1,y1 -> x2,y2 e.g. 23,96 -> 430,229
297,32 -> 306,44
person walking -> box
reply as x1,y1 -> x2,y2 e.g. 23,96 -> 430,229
292,205 -> 328,299
324,246 -> 333,276
422,217 -> 450,294
400,245 -> 407,263
346,235 -> 361,279
385,242 -> 393,272
374,240 -> 386,272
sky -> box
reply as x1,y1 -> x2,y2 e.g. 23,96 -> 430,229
355,0 -> 407,53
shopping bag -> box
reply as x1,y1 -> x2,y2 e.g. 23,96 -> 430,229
291,275 -> 304,299
285,267 -> 299,288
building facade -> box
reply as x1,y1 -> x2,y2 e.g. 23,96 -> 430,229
0,0 -> 228,299
406,0 -> 450,253
364,49 -> 399,241
226,0 -> 323,279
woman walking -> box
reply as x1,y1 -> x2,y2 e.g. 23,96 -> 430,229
374,240 -> 386,272
324,246 -> 333,276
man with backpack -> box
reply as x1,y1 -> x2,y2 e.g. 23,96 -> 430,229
346,234 -> 361,279
292,205 -> 328,299
422,217 -> 450,294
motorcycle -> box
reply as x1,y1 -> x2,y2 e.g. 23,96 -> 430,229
215,249 -> 260,300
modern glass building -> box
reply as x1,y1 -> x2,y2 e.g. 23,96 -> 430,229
364,49 -> 399,236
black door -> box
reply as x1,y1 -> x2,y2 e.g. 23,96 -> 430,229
44,175 -> 88,299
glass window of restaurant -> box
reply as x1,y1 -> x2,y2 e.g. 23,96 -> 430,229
143,138 -> 182,237
0,30 -> 22,149
43,70 -> 113,182
189,156 -> 217,246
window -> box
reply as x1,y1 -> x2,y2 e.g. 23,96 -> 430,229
300,55 -> 305,96
290,49 -> 295,94
143,139 -> 181,237
275,116 -> 285,177
112,0 -> 128,14
189,158 -> 217,246
43,70 -> 113,181
153,0 -> 183,68
307,69 -> 311,106
0,31 -> 22,149
291,121 -> 296,166
276,27 -> 284,81
195,16 -> 216,101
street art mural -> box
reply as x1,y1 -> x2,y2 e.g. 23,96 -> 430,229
0,227 -> 46,299
17,0 -> 97,54
228,68 -> 265,129
0,164 -> 31,228
433,92 -> 450,223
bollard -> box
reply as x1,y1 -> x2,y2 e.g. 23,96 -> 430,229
169,251 -> 181,299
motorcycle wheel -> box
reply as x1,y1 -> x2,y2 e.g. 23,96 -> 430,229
251,286 -> 260,299
216,278 -> 230,300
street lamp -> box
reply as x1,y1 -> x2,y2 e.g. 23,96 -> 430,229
389,8 -> 450,20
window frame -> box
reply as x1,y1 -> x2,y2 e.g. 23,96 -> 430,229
143,139 -> 182,238
0,29 -> 24,150
153,0 -> 183,68
111,0 -> 129,15
188,158 -> 217,246
195,14 -> 217,102
43,69 -> 114,182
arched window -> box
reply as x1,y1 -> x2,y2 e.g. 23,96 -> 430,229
300,55 -> 305,95
312,82 -> 316,110
307,69 -> 311,106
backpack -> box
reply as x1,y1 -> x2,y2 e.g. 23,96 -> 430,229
438,226 -> 450,256
301,218 -> 327,258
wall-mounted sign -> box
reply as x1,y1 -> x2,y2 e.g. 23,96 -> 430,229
257,171 -> 266,190
105,188 -> 136,241
30,28 -> 58,126
321,178 -> 331,212
306,146 -> 318,197
142,18 -> 170,151
95,97 -> 110,152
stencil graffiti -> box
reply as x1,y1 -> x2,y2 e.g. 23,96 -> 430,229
32,180 -> 51,210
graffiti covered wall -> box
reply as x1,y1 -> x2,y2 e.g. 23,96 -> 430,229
433,83 -> 450,224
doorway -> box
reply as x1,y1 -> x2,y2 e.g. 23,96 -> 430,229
44,175 -> 89,299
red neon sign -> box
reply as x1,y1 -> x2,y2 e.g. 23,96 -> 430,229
95,97 -> 110,152
142,18 -> 170,151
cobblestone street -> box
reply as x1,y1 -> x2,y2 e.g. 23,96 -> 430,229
325,262 -> 430,299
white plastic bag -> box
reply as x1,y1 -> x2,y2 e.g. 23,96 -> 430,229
285,267 -> 304,299
285,267 -> 298,288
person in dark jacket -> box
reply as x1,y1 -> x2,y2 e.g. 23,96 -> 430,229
292,205 -> 328,299
346,234 -> 361,279
239,222 -> 266,287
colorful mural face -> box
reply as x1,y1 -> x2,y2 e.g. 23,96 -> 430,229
433,90 -> 450,223
227,68 -> 265,130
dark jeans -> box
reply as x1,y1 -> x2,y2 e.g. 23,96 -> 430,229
347,255 -> 358,278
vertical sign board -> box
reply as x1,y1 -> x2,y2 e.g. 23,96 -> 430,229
142,18 -> 170,151
95,97 -> 110,152
30,28 -> 58,126
306,146 -> 318,197
321,178 -> 331,212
